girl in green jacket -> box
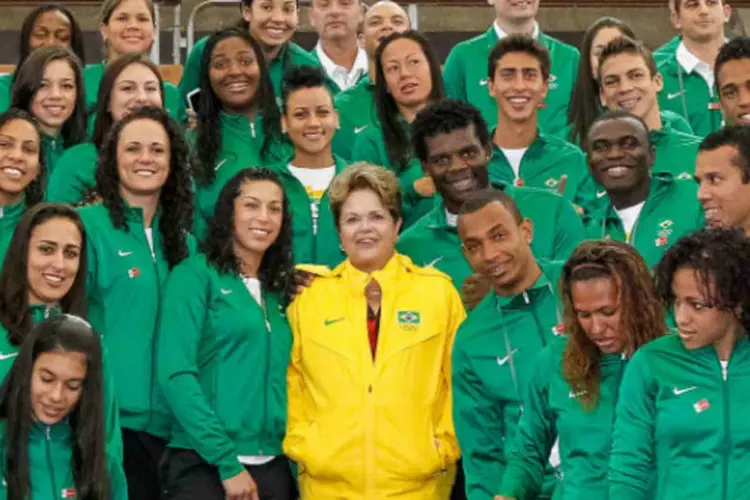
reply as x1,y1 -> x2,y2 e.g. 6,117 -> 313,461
0,315 -> 127,500
191,28 -> 288,241
159,168 -> 297,500
0,4 -> 86,114
352,30 -> 444,228
10,47 -> 87,178
84,0 -> 184,124
496,241 -> 666,500
0,202 -> 123,465
610,227 -> 750,499
48,54 -> 167,204
0,109 -> 45,266
79,106 -> 193,500
270,65 -> 347,267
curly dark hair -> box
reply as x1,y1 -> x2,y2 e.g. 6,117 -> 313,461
10,46 -> 87,149
95,106 -> 193,269
561,240 -> 665,411
17,4 -> 86,68
194,28 -> 283,187
374,30 -> 445,172
0,315 -> 109,500
411,99 -> 491,162
0,203 -> 88,347
0,109 -> 46,208
201,168 -> 296,304
567,17 -> 636,144
655,226 -> 750,334
91,54 -> 165,150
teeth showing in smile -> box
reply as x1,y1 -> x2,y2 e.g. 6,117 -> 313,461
509,97 -> 529,105
250,229 -> 269,236
1,167 -> 23,179
134,170 -> 156,177
618,98 -> 639,110
43,273 -> 64,284
740,113 -> 750,124
227,82 -> 250,92
605,166 -> 630,178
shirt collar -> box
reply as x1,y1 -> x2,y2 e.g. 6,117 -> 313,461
315,42 -> 368,80
676,40 -> 725,74
494,20 -> 540,40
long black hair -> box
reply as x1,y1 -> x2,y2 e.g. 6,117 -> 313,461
201,168 -> 296,303
10,46 -> 87,149
374,30 -> 445,172
0,315 -> 109,500
0,109 -> 46,208
17,4 -> 85,68
0,203 -> 87,346
567,17 -> 636,145
95,106 -> 192,269
194,28 -> 283,187
91,53 -> 165,150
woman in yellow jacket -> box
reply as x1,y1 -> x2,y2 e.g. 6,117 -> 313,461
284,162 -> 465,499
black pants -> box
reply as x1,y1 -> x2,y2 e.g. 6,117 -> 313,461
122,428 -> 167,500
451,460 -> 467,500
161,448 -> 298,500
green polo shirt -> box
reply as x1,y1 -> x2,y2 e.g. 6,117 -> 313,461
443,26 -> 580,138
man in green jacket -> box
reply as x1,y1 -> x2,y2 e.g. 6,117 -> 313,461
443,0 -> 579,137
308,0 -> 368,94
453,188 -> 564,500
332,0 -> 410,160
397,100 -> 584,302
656,0 -> 731,137
484,35 -> 593,209
695,125 -> 750,236
715,36 -> 750,127
598,36 -> 701,181
583,111 -> 704,269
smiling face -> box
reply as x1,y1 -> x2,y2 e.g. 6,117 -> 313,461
381,38 -> 433,110
490,50 -> 548,124
458,201 -> 535,292
109,62 -> 163,122
30,59 -> 77,137
232,179 -> 284,259
672,266 -> 740,350
26,217 -> 82,307
101,0 -> 154,59
599,52 -> 662,126
338,188 -> 401,272
310,0 -> 362,42
29,10 -> 73,52
572,276 -> 625,354
0,118 -> 41,206
695,145 -> 750,232
31,350 -> 87,425
209,36 -> 261,113
586,116 -> 653,196
283,85 -> 338,157
243,0 -> 298,54
116,118 -> 170,199
422,124 -> 491,213
362,1 -> 409,58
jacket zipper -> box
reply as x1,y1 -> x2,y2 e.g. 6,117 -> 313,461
45,426 -> 58,498
721,359 -> 730,500
523,290 -> 550,348
139,219 -> 161,434
250,120 -> 256,139
259,291 -> 271,455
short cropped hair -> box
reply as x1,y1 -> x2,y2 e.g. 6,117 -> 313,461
328,162 -> 402,228
488,34 -> 551,81
598,36 -> 658,79
698,125 -> 750,184
458,187 -> 523,225
715,37 -> 750,89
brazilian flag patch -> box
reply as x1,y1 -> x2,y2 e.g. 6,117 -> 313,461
397,310 -> 421,326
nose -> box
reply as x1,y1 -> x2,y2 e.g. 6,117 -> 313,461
50,249 -> 65,270
270,6 -> 286,22
737,87 -> 750,109
697,179 -> 711,203
590,315 -> 607,335
47,83 -> 63,98
7,143 -> 23,162
674,302 -> 691,329
134,86 -> 149,103
48,382 -> 65,403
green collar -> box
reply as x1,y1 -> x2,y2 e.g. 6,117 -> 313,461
494,261 -> 553,308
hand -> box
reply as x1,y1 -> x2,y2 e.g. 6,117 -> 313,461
293,269 -> 316,298
414,176 -> 436,197
461,273 -> 491,311
556,174 -> 568,196
222,470 -> 258,500
494,496 -> 516,500
187,108 -> 198,129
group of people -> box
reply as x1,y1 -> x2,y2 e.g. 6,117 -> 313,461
1,0 -> 750,499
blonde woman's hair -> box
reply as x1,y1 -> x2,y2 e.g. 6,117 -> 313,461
328,162 -> 402,228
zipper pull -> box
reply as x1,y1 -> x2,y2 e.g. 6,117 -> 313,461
523,291 -> 530,304
46,426 -> 51,440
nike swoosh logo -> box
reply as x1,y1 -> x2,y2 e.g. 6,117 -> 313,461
214,159 -> 228,171
596,190 -> 607,198
220,289 -> 232,295
354,125 -> 369,134
673,386 -> 697,396
497,349 -> 518,366
479,78 -> 489,86
667,91 -> 685,100
425,256 -> 444,268
118,250 -> 132,257
0,352 -> 18,361
569,390 -> 587,399
324,317 -> 344,326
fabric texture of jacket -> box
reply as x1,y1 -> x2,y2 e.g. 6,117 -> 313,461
332,77 -> 376,161
46,142 -> 97,204
284,253 -> 465,499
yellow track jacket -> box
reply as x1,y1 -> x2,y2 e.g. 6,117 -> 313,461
284,253 -> 466,499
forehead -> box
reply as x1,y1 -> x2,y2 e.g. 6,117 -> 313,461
425,125 -> 482,155
497,51 -> 542,69
43,59 -> 75,77
119,118 -> 167,141
34,10 -> 72,27
600,51 -> 647,74
365,2 -> 407,21
237,179 -> 284,201
0,118 -> 40,142
112,0 -> 151,14
589,117 -> 646,142
30,217 -> 82,243
696,145 -> 741,172
458,201 -> 516,237
381,38 -> 422,59
718,58 -> 750,83
287,86 -> 334,107
212,36 -> 253,56
116,62 -> 159,81
341,188 -> 387,212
